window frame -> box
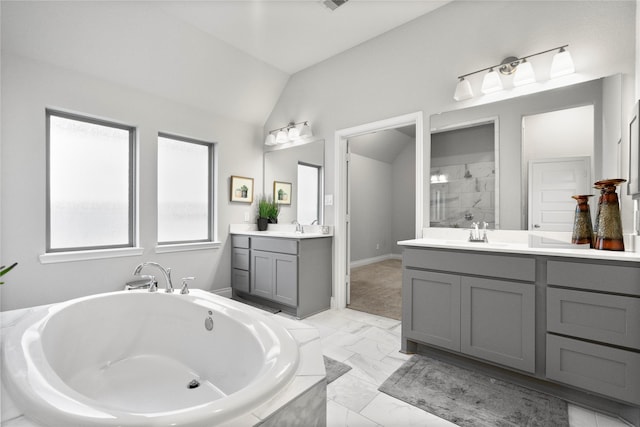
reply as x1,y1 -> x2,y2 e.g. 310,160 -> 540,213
45,109 -> 137,253
156,132 -> 216,246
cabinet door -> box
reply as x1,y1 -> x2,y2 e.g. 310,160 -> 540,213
232,268 -> 250,293
461,277 -> 535,373
251,250 -> 274,299
272,253 -> 298,307
402,269 -> 461,351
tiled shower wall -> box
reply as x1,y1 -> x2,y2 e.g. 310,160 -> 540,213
430,161 -> 495,229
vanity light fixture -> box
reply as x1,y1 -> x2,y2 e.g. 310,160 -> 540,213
454,45 -> 574,100
480,68 -> 503,94
265,121 -> 313,146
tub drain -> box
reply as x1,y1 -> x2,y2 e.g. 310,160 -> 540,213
187,379 -> 200,389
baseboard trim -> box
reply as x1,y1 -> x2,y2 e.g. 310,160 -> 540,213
350,253 -> 401,269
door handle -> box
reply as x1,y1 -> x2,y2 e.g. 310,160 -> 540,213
533,224 -> 541,228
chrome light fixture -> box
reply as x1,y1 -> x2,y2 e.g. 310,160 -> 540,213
265,121 -> 314,146
453,44 -> 574,101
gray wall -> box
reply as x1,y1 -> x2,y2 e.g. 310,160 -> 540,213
350,154 -> 392,262
391,143 -> 416,254
265,1 -> 637,232
0,54 -> 263,310
431,124 -> 495,167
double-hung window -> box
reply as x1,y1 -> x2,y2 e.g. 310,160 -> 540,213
46,110 -> 136,252
157,133 -> 215,245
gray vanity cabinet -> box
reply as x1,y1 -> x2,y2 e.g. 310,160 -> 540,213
251,249 -> 297,306
402,248 -> 536,373
402,269 -> 461,352
545,259 -> 640,406
231,234 -> 332,318
460,277 -> 535,373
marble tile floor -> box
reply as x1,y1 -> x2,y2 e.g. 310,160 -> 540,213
299,307 -> 631,427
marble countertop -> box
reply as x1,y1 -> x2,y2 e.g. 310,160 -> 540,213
398,228 -> 640,263
230,224 -> 333,239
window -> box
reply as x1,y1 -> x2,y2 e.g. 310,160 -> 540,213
47,110 -> 135,252
157,134 -> 214,244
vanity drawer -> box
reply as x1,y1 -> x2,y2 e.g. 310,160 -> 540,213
547,260 -> 640,295
546,334 -> 640,405
232,268 -> 250,293
547,287 -> 640,349
403,248 -> 535,282
251,237 -> 298,255
232,235 -> 250,249
232,248 -> 250,270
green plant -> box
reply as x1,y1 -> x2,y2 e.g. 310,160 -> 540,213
257,195 -> 279,222
0,262 -> 17,285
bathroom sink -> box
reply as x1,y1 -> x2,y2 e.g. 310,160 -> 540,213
443,240 -> 510,247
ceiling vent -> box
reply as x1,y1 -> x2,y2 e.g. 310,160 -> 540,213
322,0 -> 349,11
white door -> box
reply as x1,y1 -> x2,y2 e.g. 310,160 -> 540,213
345,139 -> 351,305
528,157 -> 591,231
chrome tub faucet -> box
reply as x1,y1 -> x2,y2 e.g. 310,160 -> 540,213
133,262 -> 174,293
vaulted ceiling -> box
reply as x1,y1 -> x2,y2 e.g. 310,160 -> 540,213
1,1 -> 449,125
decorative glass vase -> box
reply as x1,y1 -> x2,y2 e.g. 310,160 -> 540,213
592,183 -> 605,245
571,195 -> 594,247
593,179 -> 626,251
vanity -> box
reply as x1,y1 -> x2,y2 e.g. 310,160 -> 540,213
230,226 -> 333,319
399,230 -> 640,425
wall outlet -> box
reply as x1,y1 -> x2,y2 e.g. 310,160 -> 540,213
324,194 -> 333,206
376,243 -> 380,250
244,212 -> 250,222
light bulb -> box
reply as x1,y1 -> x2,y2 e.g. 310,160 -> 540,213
265,133 -> 276,146
300,122 -> 313,139
275,129 -> 288,144
288,126 -> 300,140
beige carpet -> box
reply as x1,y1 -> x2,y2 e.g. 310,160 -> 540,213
348,258 -> 402,320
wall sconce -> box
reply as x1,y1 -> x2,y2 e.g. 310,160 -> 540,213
453,45 -> 575,101
265,121 -> 313,146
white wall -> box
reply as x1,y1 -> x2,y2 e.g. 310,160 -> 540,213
265,1 -> 636,231
0,54 -> 263,310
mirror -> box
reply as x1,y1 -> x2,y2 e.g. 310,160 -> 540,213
264,139 -> 324,225
429,76 -> 621,230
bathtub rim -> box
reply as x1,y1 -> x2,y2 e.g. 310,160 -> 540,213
2,289 -> 301,427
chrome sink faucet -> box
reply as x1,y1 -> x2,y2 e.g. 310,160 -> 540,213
292,220 -> 304,233
133,262 -> 173,293
469,221 -> 489,243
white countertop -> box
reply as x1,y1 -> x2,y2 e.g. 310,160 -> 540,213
398,228 -> 640,263
230,224 -> 333,239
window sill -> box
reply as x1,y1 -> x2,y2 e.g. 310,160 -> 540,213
155,241 -> 221,254
39,247 -> 144,264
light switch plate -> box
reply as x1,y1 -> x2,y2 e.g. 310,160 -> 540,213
324,194 -> 333,206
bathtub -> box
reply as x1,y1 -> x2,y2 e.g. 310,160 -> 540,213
2,289 -> 300,426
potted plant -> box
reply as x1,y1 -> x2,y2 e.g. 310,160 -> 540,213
257,196 -> 272,231
267,198 -> 280,224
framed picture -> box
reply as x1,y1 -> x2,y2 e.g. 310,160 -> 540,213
230,175 -> 254,203
628,100 -> 640,198
274,181 -> 292,205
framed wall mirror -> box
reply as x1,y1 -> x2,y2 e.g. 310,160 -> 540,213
264,139 -> 325,225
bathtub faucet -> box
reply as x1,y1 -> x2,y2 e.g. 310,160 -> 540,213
133,262 -> 173,293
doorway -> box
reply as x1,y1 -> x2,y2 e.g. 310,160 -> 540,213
346,126 -> 416,319
333,112 -> 424,312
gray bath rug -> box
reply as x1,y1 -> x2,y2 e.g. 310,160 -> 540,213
231,296 -> 281,314
323,356 -> 352,384
379,354 -> 569,427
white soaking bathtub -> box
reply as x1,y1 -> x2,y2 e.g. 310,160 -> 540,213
2,289 -> 300,426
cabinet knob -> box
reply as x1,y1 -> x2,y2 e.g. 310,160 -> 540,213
533,224 -> 541,228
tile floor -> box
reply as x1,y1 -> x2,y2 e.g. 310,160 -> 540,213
299,307 -> 632,427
